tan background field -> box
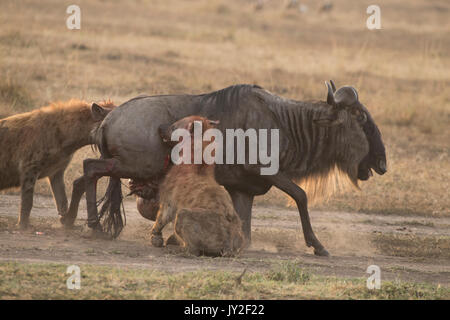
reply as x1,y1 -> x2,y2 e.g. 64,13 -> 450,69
0,0 -> 449,299
1,0 -> 448,217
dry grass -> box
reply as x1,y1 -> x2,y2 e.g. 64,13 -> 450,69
0,0 -> 448,217
0,261 -> 447,299
0,77 -> 34,117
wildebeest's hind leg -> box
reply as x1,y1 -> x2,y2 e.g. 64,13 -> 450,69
83,158 -> 128,236
48,169 -> 68,221
226,189 -> 254,247
60,175 -> 85,227
263,172 -> 329,257
17,169 -> 39,229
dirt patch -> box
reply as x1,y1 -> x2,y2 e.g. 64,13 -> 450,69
0,194 -> 449,287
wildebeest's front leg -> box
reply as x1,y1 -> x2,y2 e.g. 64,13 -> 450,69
263,172 -> 329,257
60,175 -> 85,227
17,169 -> 39,229
48,169 -> 68,219
226,188 -> 254,245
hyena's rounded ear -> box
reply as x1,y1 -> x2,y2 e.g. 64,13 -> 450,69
91,103 -> 110,121
207,120 -> 220,127
187,121 -> 195,134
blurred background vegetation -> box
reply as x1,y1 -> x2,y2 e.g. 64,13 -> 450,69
0,0 -> 448,217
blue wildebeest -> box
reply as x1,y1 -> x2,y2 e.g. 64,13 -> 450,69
63,81 -> 386,256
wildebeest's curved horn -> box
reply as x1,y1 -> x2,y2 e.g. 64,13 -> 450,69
326,82 -> 336,106
330,80 -> 337,93
334,86 -> 359,106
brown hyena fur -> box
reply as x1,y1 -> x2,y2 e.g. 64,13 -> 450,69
0,99 -> 115,228
150,116 -> 245,257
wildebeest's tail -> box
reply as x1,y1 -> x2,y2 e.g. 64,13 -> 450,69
91,123 -> 126,239
98,177 -> 125,239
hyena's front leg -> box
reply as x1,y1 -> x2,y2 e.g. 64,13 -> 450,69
17,169 -> 39,229
150,204 -> 175,247
61,175 -> 85,227
48,169 -> 68,220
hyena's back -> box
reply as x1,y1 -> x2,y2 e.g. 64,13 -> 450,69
174,208 -> 245,257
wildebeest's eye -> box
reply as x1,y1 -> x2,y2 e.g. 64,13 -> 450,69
357,112 -> 367,124
349,108 -> 367,124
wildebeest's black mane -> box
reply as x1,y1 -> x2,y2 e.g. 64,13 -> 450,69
198,84 -> 263,117
123,84 -> 263,117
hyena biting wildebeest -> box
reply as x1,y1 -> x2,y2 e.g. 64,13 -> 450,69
151,115 -> 245,256
71,81 -> 386,256
0,99 -> 115,228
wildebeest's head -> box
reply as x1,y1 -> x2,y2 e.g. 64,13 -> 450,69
315,80 -> 387,181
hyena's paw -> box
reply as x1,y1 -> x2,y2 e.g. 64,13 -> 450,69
151,233 -> 164,247
165,233 -> 182,246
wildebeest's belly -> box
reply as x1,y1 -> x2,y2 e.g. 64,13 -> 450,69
214,164 -> 273,196
109,144 -> 168,179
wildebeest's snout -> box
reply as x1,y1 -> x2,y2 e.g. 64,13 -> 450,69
374,155 -> 387,175
358,153 -> 387,181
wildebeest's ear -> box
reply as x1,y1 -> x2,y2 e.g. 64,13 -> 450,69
313,115 -> 344,127
314,118 -> 336,127
91,103 -> 109,121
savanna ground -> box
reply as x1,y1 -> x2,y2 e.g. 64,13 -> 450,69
0,0 -> 449,299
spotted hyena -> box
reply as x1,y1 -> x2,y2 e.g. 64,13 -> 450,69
150,115 -> 245,256
0,99 -> 115,228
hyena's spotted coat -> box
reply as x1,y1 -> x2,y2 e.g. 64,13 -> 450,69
0,99 -> 115,228
151,116 -> 245,256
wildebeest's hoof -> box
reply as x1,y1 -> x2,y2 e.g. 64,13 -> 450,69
151,233 -> 164,247
81,225 -> 109,239
60,215 -> 75,228
314,247 -> 330,257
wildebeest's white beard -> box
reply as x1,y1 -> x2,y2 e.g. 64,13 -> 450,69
287,164 -> 359,206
